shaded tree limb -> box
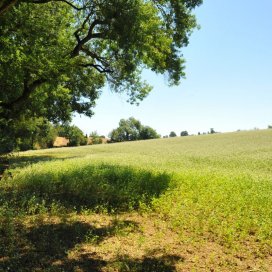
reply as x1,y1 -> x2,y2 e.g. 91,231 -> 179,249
71,19 -> 108,58
0,78 -> 47,111
0,0 -> 18,16
79,63 -> 113,74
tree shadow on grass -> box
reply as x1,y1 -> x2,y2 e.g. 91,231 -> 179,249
9,154 -> 79,169
112,254 -> 182,272
0,218 -> 182,272
3,164 -> 173,212
0,219 -> 135,272
0,159 -> 179,271
58,254 -> 182,272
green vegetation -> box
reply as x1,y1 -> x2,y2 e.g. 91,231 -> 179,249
89,131 -> 104,145
169,131 -> 177,137
1,129 -> 272,271
109,117 -> 160,142
0,0 -> 202,155
56,123 -> 88,147
0,120 -> 88,153
180,130 -> 189,136
0,116 -> 56,153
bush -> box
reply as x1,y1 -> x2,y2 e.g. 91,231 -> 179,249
180,131 -> 188,136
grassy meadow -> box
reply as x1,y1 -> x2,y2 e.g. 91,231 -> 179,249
1,129 -> 272,271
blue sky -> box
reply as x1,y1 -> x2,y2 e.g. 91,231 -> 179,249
73,0 -> 272,136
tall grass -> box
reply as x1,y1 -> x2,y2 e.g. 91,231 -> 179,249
1,160 -> 171,212
1,129 -> 272,270
153,171 -> 272,251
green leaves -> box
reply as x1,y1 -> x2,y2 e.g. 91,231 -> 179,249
0,0 -> 202,118
109,117 -> 160,142
56,124 -> 87,146
0,0 -> 202,153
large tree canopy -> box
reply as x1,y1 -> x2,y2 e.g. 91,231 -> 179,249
109,117 -> 160,142
0,0 -> 202,152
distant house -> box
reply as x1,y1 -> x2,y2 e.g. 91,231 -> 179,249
53,137 -> 69,147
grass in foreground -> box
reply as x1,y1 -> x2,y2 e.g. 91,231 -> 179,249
0,130 -> 272,271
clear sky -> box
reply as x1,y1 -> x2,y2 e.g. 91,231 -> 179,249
72,0 -> 272,137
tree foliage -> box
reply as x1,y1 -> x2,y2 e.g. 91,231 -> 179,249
0,2 -> 102,122
56,124 -> 87,146
0,117 -> 56,153
169,131 -> 177,137
180,130 -> 189,136
89,131 -> 103,145
0,0 -> 202,153
109,117 -> 160,142
0,0 -> 202,119
210,128 -> 216,134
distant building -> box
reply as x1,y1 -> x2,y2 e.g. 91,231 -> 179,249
53,137 -> 69,147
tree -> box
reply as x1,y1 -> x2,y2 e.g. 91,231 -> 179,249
56,124 -> 87,146
110,117 -> 141,142
0,0 -> 202,154
210,128 -> 216,134
0,3 -> 101,123
89,131 -> 103,145
140,126 -> 161,140
109,117 -> 160,142
169,131 -> 177,137
180,131 -> 189,136
15,117 -> 57,150
0,116 -> 56,152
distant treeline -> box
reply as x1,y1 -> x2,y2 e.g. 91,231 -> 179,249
0,116 -> 108,153
1,114 -> 271,153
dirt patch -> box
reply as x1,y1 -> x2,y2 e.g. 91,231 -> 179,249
1,212 -> 272,271
67,213 -> 272,271
38,213 -> 272,271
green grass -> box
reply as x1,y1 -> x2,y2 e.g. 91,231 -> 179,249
1,129 -> 272,271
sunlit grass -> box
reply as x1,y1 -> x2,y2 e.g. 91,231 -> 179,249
1,129 -> 272,271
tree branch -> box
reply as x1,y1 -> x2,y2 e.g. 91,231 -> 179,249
71,18 -> 108,58
0,78 -> 46,110
81,47 -> 107,63
0,0 -> 18,16
74,11 -> 93,43
79,63 -> 113,74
